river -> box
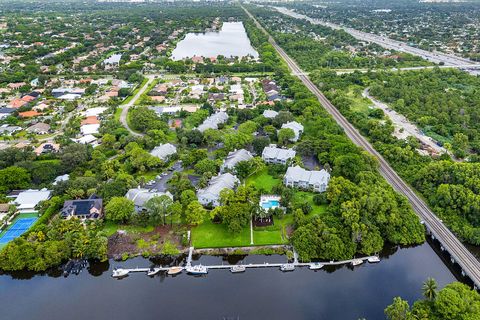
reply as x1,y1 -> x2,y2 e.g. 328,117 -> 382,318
0,239 -> 463,320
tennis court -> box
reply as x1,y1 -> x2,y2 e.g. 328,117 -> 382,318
0,217 -> 37,244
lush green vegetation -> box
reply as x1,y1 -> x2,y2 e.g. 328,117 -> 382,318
385,279 -> 480,320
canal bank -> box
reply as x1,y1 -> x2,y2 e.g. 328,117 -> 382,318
0,242 -> 458,320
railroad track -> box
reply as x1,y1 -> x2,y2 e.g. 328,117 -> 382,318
243,6 -> 480,288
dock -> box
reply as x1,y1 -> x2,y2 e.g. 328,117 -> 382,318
112,250 -> 379,278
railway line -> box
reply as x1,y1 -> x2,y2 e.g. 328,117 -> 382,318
243,6 -> 480,289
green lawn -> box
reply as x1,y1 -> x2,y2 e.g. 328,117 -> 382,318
348,86 -> 373,114
246,169 -> 280,193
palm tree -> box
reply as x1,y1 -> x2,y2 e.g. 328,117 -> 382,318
422,277 -> 438,301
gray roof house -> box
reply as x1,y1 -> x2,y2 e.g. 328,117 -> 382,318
61,196 -> 103,220
13,188 -> 52,212
284,165 -> 330,193
263,109 -> 278,119
261,144 -> 296,165
197,111 -> 228,132
281,121 -> 304,142
27,122 -> 50,135
150,143 -> 177,161
221,149 -> 253,172
197,173 -> 239,207
125,188 -> 173,212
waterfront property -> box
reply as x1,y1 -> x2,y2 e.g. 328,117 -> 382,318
284,166 -> 330,193
61,196 -> 103,220
262,144 -> 296,165
197,173 -> 240,207
125,188 -> 174,212
0,213 -> 38,245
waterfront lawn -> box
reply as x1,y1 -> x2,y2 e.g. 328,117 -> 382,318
191,220 -> 251,248
246,169 -> 280,193
292,191 -> 327,217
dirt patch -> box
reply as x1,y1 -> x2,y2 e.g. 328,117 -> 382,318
107,225 -> 184,259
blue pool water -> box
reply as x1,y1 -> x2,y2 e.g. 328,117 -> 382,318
261,200 -> 279,209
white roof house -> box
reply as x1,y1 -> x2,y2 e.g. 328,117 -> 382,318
13,189 -> 52,212
83,107 -> 107,117
284,166 -> 330,193
58,93 -> 81,100
281,121 -> 304,142
73,134 -> 98,146
262,144 -> 296,165
80,124 -> 100,135
150,143 -> 177,161
126,188 -> 173,212
221,149 -> 253,172
52,174 -> 69,186
197,111 -> 229,132
197,173 -> 239,207
103,53 -> 122,65
263,109 -> 278,119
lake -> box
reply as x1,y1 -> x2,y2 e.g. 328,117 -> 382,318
0,240 -> 463,320
171,22 -> 259,61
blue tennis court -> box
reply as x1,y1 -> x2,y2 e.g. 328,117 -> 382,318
0,217 -> 37,244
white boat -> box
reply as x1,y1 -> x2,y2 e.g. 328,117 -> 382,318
167,266 -> 183,275
368,256 -> 380,263
230,265 -> 246,273
186,265 -> 208,275
280,264 -> 295,272
351,259 -> 364,266
112,268 -> 129,278
147,267 -> 162,276
309,263 -> 324,270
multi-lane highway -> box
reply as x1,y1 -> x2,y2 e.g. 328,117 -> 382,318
274,7 -> 480,75
243,6 -> 480,289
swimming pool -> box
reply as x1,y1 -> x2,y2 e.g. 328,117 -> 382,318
261,200 -> 280,209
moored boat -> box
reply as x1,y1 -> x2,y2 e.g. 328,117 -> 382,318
368,256 -> 380,263
351,259 -> 363,266
167,266 -> 183,275
230,265 -> 246,273
186,265 -> 208,275
280,264 -> 295,272
147,267 -> 162,276
112,268 -> 129,278
309,263 -> 323,270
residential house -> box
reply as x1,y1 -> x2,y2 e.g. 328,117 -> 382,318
197,111 -> 229,132
262,144 -> 296,165
263,109 -> 278,119
61,195 -> 103,220
125,188 -> 173,212
197,173 -> 240,207
19,110 -> 41,118
52,174 -> 69,186
221,149 -> 253,172
283,165 -> 330,193
150,143 -> 177,161
80,123 -> 100,135
34,142 -> 60,155
0,124 -> 21,136
26,122 -> 50,135
13,188 -> 51,212
281,121 -> 304,142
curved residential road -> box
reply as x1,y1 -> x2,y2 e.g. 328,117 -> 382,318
119,75 -> 155,137
243,6 -> 480,288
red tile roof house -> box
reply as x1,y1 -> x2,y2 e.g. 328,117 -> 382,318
9,98 -> 27,109
19,110 -> 41,118
81,116 -> 100,125
7,82 -> 26,90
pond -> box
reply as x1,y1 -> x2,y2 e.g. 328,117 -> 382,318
171,22 -> 259,61
0,240 -> 464,320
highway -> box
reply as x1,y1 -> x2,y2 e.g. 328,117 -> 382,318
243,6 -> 480,289
274,7 -> 480,76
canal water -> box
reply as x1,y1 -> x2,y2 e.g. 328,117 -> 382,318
171,22 -> 259,60
0,241 -> 460,320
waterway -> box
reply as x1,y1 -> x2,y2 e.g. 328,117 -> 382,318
0,240 -> 462,320
171,22 -> 259,60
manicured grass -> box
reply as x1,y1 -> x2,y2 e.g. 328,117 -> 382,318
114,106 -> 122,121
101,221 -> 155,237
246,169 -> 280,193
191,220 -> 251,248
292,191 -> 328,216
